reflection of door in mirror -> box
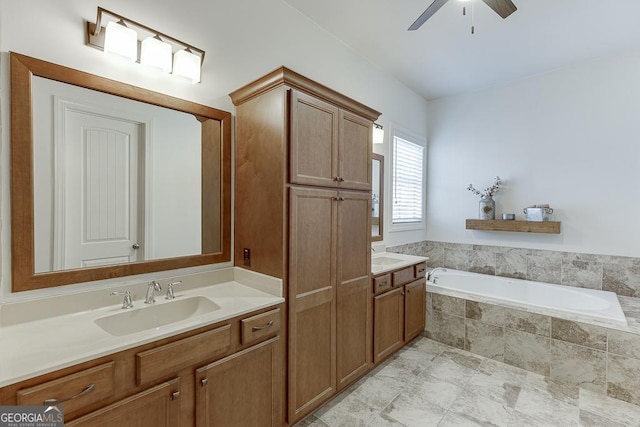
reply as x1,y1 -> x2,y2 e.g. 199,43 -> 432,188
33,76 -> 202,273
62,110 -> 144,270
371,153 -> 384,242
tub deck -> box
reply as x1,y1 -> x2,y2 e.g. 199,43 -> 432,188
427,269 -> 631,331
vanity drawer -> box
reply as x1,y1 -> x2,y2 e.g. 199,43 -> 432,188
17,362 -> 115,416
241,308 -> 281,346
136,325 -> 231,386
415,262 -> 427,279
392,266 -> 415,287
372,274 -> 392,294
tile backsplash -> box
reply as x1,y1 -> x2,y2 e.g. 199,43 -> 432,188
387,241 -> 640,298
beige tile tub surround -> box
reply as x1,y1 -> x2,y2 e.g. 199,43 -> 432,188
426,292 -> 640,406
388,240 -> 640,298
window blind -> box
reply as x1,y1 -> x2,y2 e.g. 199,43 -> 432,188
392,136 -> 424,224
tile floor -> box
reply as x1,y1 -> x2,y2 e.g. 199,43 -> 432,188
299,337 -> 640,426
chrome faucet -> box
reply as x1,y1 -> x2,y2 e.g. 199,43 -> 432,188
111,290 -> 133,309
427,267 -> 447,282
165,281 -> 182,300
145,281 -> 162,304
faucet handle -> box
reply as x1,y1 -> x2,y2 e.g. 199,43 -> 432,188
110,290 -> 133,309
166,281 -> 182,300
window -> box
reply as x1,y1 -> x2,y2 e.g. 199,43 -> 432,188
391,129 -> 425,228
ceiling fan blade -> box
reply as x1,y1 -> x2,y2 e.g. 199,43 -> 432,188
480,0 -> 517,19
408,0 -> 449,31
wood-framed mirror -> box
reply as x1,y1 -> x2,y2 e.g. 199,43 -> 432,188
10,52 -> 231,292
371,153 -> 384,242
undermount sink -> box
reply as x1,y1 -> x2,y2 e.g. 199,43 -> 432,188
371,256 -> 405,266
95,296 -> 221,336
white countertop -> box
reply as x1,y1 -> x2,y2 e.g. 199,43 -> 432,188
371,251 -> 429,275
0,267 -> 284,387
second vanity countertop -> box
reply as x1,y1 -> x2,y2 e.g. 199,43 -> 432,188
371,251 -> 429,275
0,267 -> 284,387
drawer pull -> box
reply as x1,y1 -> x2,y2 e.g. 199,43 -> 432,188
252,320 -> 274,331
43,383 -> 95,406
378,281 -> 388,287
418,268 -> 426,273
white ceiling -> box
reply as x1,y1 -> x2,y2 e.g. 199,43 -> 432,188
283,0 -> 640,100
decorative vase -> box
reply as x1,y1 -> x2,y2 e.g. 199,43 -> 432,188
478,196 -> 495,220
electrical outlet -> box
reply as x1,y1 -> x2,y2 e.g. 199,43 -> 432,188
243,248 -> 251,266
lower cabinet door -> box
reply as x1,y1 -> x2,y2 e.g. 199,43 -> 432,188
373,287 -> 405,364
65,378 -> 181,427
404,279 -> 426,341
195,337 -> 281,427
337,279 -> 371,391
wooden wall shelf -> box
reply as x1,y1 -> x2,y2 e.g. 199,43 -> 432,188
465,219 -> 561,234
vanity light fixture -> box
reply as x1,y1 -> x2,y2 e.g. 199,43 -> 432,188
373,123 -> 385,144
86,7 -> 206,82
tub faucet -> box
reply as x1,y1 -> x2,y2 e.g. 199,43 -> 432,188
427,267 -> 447,282
145,281 -> 162,304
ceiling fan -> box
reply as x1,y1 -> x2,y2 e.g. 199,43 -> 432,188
408,0 -> 517,31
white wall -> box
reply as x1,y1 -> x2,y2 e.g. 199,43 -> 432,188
0,0 -> 428,299
427,47 -> 640,257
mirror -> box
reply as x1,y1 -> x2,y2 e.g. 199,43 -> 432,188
372,153 -> 384,242
10,52 -> 231,292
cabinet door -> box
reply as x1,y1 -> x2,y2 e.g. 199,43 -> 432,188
404,279 -> 426,342
338,111 -> 372,191
290,90 -> 339,187
65,378 -> 181,427
373,287 -> 405,364
289,187 -> 337,422
336,191 -> 372,390
195,338 -> 281,427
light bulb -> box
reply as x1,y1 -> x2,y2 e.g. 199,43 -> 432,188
141,36 -> 172,73
104,20 -> 137,62
173,49 -> 201,84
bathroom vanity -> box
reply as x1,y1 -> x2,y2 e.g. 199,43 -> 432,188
0,268 -> 284,426
371,253 -> 428,363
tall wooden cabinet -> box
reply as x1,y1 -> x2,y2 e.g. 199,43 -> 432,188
231,68 -> 380,424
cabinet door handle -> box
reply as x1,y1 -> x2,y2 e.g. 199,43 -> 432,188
171,391 -> 181,400
252,320 -> 274,331
201,378 -> 208,387
43,383 -> 95,406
